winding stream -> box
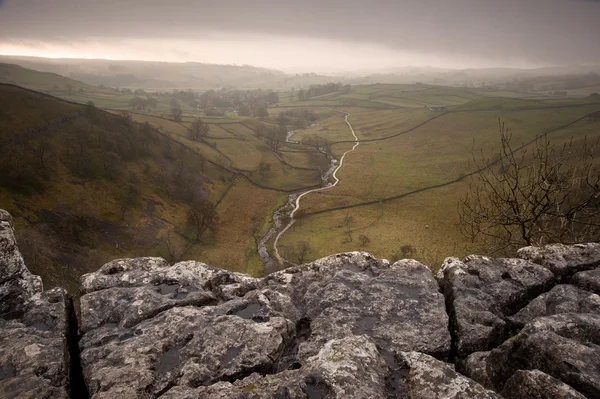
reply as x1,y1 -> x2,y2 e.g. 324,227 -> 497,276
257,112 -> 359,271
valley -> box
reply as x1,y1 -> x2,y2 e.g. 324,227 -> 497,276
1,63 -> 600,297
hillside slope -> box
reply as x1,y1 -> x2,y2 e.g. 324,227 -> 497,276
0,84 -> 276,294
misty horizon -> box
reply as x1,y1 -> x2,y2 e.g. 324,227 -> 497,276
1,0 -> 600,73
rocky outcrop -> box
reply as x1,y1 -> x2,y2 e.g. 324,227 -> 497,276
508,284 -> 600,328
0,210 -> 73,398
77,253 -> 452,398
437,255 -> 554,357
518,243 -> 600,282
487,313 -> 600,398
2,208 -> 600,398
501,369 -> 587,399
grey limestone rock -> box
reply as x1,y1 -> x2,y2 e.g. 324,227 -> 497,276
160,335 -> 389,399
0,288 -> 70,399
0,210 -> 71,399
518,242 -> 600,281
501,369 -> 586,399
0,209 -> 42,318
487,312 -> 600,398
572,267 -> 600,295
509,284 -> 600,328
395,351 -> 502,399
437,255 -> 554,357
78,252 -> 453,398
269,255 -> 451,361
457,351 -> 493,389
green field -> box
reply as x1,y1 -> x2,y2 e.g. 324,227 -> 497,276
3,65 -> 600,289
276,90 -> 600,269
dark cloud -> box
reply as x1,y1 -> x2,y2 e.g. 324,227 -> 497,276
0,0 -> 599,67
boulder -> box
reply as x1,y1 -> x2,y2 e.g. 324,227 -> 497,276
394,351 -> 501,399
0,210 -> 71,399
456,351 -> 493,389
0,209 -> 42,318
572,267 -> 600,295
509,284 -> 600,328
487,313 -> 600,398
269,255 -> 451,361
160,335 -> 389,399
78,253 -> 452,397
437,255 -> 554,357
518,243 -> 600,281
501,369 -> 586,399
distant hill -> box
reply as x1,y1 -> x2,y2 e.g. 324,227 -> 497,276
0,56 -> 288,90
0,62 -> 106,95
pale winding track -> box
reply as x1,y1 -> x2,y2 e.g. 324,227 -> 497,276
273,112 -> 359,265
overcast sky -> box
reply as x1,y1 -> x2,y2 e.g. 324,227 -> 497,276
0,0 -> 599,72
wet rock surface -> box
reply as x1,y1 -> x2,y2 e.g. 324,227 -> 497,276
3,209 -> 600,398
0,210 -> 71,398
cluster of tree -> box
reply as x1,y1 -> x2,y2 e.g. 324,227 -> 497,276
119,88 -> 148,95
459,120 -> 600,254
129,95 -> 157,110
296,83 -> 349,101
188,118 -> 209,141
164,88 -> 281,120
255,124 -> 287,152
278,109 -> 318,129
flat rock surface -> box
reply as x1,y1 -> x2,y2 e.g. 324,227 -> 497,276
161,335 -> 389,399
487,312 -> 600,398
79,253 -> 453,398
272,256 -> 451,361
518,243 -> 600,281
437,255 -> 554,357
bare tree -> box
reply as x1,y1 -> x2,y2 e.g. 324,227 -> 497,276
171,98 -> 183,122
189,118 -> 209,141
186,198 -> 219,241
459,120 -> 600,254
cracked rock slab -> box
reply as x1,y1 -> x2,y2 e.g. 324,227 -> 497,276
518,243 -> 600,281
509,284 -> 600,328
0,288 -> 70,399
80,304 -> 293,398
487,312 -> 600,398
160,335 -> 389,399
437,255 -> 554,357
396,351 -> 502,399
270,255 -> 451,361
